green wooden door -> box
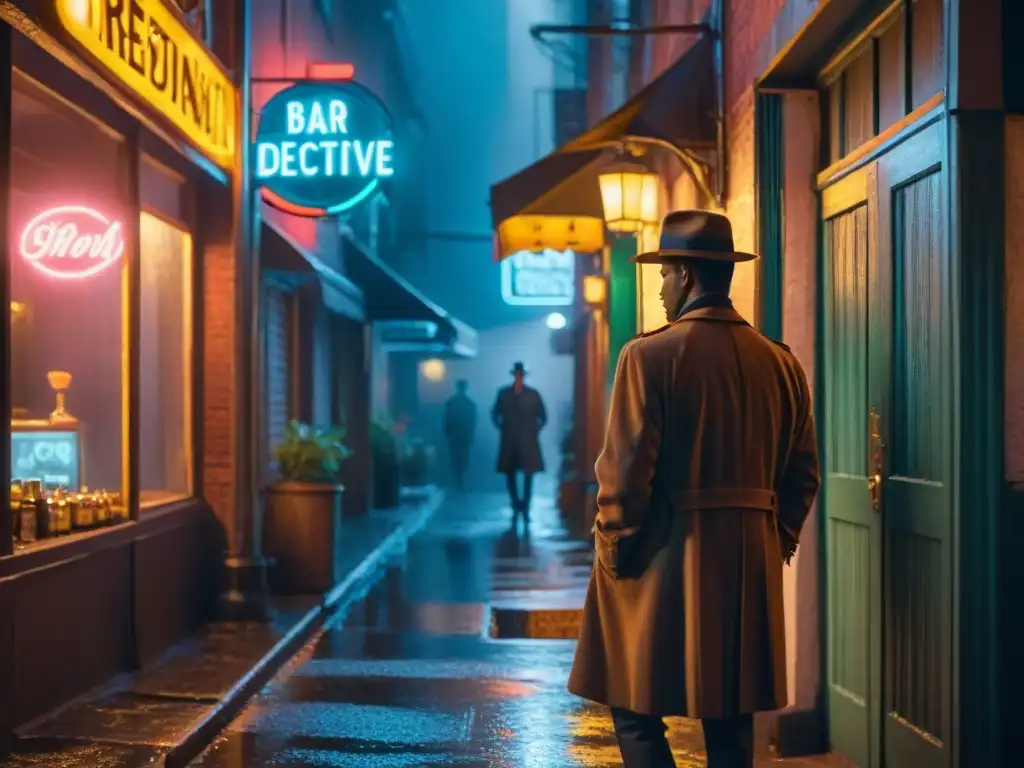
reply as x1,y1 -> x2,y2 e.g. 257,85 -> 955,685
876,120 -> 952,768
823,118 -> 952,768
822,165 -> 882,768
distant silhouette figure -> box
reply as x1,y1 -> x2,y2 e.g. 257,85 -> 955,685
443,380 -> 477,492
492,362 -> 547,525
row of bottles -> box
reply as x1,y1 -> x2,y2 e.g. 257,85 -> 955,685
9,480 -> 127,544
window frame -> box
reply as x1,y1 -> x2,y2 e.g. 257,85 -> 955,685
817,0 -> 944,174
1,50 -> 207,558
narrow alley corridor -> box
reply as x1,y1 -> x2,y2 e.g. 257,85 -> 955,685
188,495 -> 844,768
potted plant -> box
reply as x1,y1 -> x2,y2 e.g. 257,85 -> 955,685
371,416 -> 401,509
401,438 -> 435,488
264,420 -> 352,594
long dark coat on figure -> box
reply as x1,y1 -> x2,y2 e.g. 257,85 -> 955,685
567,305 -> 820,718
491,386 -> 547,474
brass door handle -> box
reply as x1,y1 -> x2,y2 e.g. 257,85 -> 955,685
868,407 -> 884,512
868,472 -> 882,511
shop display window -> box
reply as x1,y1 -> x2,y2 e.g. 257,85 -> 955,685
139,210 -> 193,507
8,75 -> 129,548
7,76 -> 199,553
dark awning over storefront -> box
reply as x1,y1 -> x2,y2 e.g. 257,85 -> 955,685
488,34 -> 716,260
343,238 -> 478,359
261,219 -> 365,321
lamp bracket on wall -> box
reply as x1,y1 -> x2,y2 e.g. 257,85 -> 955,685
594,137 -> 720,210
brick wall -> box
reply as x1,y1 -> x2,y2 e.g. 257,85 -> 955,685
724,0 -> 790,326
645,0 -> 790,326
1006,116 -> 1024,480
202,243 -> 237,543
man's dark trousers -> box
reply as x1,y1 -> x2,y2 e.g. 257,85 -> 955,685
611,708 -> 754,768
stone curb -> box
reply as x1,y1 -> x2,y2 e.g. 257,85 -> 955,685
161,492 -> 443,768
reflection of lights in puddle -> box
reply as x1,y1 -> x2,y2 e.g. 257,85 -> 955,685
409,602 -> 489,635
565,710 -> 707,767
483,680 -> 540,697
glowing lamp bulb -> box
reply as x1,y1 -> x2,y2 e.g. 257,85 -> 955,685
420,358 -> 446,382
546,312 -> 567,330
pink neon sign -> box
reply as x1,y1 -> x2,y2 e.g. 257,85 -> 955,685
19,206 -> 125,280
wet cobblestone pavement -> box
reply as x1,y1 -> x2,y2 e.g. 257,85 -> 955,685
188,493 -> 845,768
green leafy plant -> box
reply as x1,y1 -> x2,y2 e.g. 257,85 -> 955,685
272,420 -> 352,484
370,416 -> 401,507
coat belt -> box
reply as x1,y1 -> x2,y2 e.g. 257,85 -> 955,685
670,488 -> 778,513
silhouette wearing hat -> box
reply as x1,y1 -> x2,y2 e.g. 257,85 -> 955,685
568,211 -> 820,768
491,361 -> 547,524
443,379 -> 477,492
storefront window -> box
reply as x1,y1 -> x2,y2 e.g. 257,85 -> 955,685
139,211 -> 193,507
8,75 -> 128,546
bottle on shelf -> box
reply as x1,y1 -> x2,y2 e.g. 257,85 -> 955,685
11,480 -> 23,542
20,480 -> 49,542
52,488 -> 71,535
72,486 -> 95,531
95,490 -> 111,527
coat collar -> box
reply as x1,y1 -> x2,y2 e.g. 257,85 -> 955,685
673,305 -> 748,325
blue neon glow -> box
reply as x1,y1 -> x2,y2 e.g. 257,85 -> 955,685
254,82 -> 393,217
501,249 -> 575,307
325,179 -> 380,215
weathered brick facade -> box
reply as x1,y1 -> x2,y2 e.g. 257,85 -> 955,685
202,243 -> 239,546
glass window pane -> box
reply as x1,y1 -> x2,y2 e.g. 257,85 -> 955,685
9,75 -> 128,546
139,211 -> 193,507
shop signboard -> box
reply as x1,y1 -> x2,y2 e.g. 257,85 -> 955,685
11,428 -> 82,490
19,206 -> 125,280
501,249 -> 575,307
254,81 -> 394,217
51,0 -> 236,170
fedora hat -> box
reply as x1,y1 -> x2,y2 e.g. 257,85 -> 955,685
631,210 -> 757,264
510,361 -> 528,376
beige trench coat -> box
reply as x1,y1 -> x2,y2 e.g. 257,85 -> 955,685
567,305 -> 820,718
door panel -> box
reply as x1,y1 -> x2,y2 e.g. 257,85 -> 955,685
822,119 -> 951,768
823,166 -> 881,768
878,122 -> 951,768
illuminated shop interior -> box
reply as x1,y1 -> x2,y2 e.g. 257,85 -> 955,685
7,72 -> 194,551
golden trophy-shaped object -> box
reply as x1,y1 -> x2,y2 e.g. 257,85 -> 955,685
47,370 -> 76,424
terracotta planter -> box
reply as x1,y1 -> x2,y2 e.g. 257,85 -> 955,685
264,481 -> 343,594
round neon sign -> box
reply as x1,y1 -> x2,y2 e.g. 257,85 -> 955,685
19,206 -> 125,280
254,81 -> 394,218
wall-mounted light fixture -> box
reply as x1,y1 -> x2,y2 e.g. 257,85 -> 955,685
598,162 -> 661,233
420,358 -> 446,382
583,274 -> 608,307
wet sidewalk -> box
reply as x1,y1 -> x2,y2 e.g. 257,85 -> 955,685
0,490 -> 443,768
185,493 -> 845,768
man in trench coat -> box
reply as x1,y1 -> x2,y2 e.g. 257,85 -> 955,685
567,211 -> 820,768
444,379 -> 477,492
491,361 -> 547,524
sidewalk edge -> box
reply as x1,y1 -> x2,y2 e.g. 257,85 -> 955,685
162,492 -> 443,768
